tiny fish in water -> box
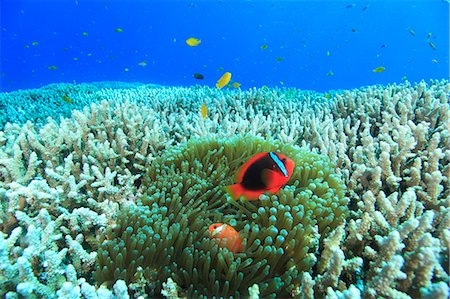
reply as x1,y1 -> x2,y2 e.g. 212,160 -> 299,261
373,66 -> 385,73
31,41 -> 39,46
48,65 -> 58,70
232,82 -> 241,88
216,72 -> 232,89
407,28 -> 416,36
261,44 -> 268,50
137,61 -> 147,67
193,73 -> 204,80
276,57 -> 283,62
402,75 -> 408,81
428,41 -> 437,50
208,223 -> 242,253
431,59 -> 438,63
82,31 -> 88,36
326,51 -> 330,56
327,70 -> 334,76
62,95 -> 73,103
186,37 -> 201,46
324,93 -> 332,99
345,3 -> 356,8
226,152 -> 295,201
427,32 -> 433,39
200,104 -> 207,119
115,27 -> 123,33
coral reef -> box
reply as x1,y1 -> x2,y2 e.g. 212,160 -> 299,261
0,79 -> 448,298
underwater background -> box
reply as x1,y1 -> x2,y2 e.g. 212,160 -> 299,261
1,0 -> 449,92
0,1 -> 449,299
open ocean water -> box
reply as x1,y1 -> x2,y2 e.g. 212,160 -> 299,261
1,0 -> 449,92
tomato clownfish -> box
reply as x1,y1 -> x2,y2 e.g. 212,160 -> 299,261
208,223 -> 242,253
226,152 -> 295,201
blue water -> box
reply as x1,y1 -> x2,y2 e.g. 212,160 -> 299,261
1,0 -> 449,92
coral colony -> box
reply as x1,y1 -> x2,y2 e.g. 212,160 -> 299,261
0,80 -> 449,298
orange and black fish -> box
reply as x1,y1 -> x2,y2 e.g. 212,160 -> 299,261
226,152 -> 295,201
193,73 -> 204,80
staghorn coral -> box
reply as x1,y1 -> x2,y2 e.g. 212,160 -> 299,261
0,79 -> 448,297
94,135 -> 348,298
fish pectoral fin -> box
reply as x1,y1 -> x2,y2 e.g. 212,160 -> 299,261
261,169 -> 277,187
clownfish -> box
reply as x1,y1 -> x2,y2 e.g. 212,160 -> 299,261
226,152 -> 295,201
208,223 -> 242,253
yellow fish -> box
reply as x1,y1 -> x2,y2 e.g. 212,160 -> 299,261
232,82 -> 241,88
216,72 -> 232,89
62,95 -> 73,103
200,104 -> 208,119
186,37 -> 201,46
373,66 -> 385,73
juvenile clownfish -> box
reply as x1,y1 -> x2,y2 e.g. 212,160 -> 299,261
226,152 -> 295,201
208,223 -> 242,253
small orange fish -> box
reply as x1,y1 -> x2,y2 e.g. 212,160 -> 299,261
208,223 -> 242,253
200,103 -> 207,119
227,152 -> 295,201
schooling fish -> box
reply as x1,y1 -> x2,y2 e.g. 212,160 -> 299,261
208,223 -> 242,253
186,37 -> 201,46
226,152 -> 295,201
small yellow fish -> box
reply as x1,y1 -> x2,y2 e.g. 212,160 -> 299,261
186,37 -> 201,46
407,28 -> 416,36
200,104 -> 208,119
216,72 -> 232,89
232,82 -> 241,88
115,27 -> 123,33
261,44 -> 268,50
82,31 -> 88,36
48,65 -> 58,70
62,95 -> 73,103
428,41 -> 436,50
31,41 -> 39,46
372,66 -> 385,73
327,70 -> 334,76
